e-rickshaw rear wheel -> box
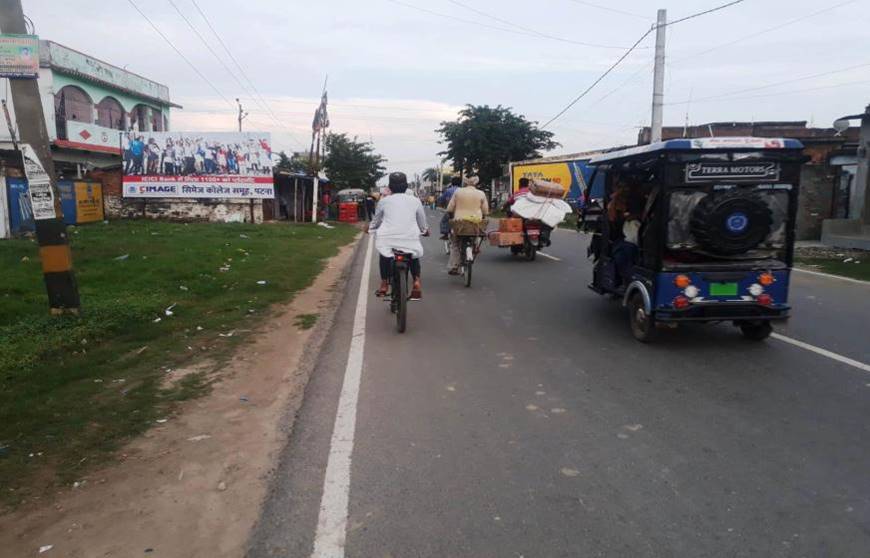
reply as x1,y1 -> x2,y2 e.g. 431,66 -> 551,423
738,321 -> 772,341
628,292 -> 656,343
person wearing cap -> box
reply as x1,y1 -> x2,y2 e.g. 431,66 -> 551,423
437,176 -> 462,239
368,172 -> 429,299
445,175 -> 489,274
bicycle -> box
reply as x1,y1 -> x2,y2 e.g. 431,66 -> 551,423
387,249 -> 412,333
457,234 -> 483,287
450,219 -> 487,288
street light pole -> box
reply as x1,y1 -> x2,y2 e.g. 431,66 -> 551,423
650,9 -> 667,143
236,98 -> 248,132
0,0 -> 80,314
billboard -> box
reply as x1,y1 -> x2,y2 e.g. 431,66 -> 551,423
0,34 -> 39,79
122,131 -> 274,199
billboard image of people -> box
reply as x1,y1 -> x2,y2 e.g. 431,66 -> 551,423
122,131 -> 275,199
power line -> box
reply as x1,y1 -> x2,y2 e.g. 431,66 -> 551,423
385,0 -> 634,49
444,0 -> 644,49
541,0 -> 747,128
542,29 -> 654,128
189,0 -> 307,148
665,61 -> 870,105
669,78 -> 870,105
666,0 -> 744,26
166,0 -> 260,110
126,0 -> 234,108
669,0 -> 858,66
564,0 -> 650,20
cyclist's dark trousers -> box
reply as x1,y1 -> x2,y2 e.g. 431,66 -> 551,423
379,255 -> 421,280
440,212 -> 451,236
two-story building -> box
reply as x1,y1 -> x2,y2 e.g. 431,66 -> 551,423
0,40 -> 180,234
1,40 -> 179,174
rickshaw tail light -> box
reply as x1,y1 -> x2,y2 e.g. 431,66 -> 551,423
758,272 -> 775,286
673,295 -> 690,310
756,293 -> 773,306
674,274 -> 691,289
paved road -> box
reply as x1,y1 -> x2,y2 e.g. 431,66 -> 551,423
249,210 -> 870,558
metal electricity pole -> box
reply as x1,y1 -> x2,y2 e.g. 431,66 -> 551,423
236,98 -> 248,132
0,0 -> 80,314
650,8 -> 667,143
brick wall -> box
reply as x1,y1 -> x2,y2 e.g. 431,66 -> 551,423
85,168 -> 264,223
797,165 -> 836,240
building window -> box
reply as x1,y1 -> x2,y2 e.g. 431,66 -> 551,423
151,108 -> 163,131
54,85 -> 93,124
129,104 -> 149,131
96,96 -> 124,129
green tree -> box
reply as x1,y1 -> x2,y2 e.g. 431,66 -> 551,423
274,151 -> 314,174
421,167 -> 438,184
322,133 -> 386,189
436,105 -> 559,185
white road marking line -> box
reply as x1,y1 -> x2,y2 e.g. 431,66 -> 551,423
792,267 -> 869,286
537,252 -> 561,262
310,235 -> 373,558
771,333 -> 870,373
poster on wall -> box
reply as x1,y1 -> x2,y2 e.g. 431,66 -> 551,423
21,144 -> 56,220
0,34 -> 39,78
122,131 -> 274,199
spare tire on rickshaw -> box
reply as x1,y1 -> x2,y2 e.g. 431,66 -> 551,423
689,190 -> 772,256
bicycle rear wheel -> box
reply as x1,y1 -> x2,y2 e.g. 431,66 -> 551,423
463,239 -> 473,287
395,269 -> 407,333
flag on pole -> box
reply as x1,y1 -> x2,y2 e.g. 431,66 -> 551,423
312,90 -> 329,132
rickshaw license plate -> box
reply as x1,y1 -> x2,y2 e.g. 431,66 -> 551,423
709,282 -> 738,296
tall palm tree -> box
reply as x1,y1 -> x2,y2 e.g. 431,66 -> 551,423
421,167 -> 438,184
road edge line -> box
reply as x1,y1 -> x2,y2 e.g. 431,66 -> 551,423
537,252 -> 562,261
792,267 -> 869,286
310,235 -> 374,558
771,332 -> 870,373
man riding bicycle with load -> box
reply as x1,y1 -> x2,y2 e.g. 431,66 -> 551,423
368,172 -> 429,300
446,175 -> 489,275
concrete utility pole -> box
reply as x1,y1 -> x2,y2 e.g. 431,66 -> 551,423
236,98 -> 248,132
650,8 -> 667,143
0,0 -> 80,314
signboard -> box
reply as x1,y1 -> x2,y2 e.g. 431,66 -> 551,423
0,34 -> 39,78
689,137 -> 785,149
122,131 -> 274,199
59,122 -> 122,154
21,144 -> 56,220
75,182 -> 104,222
685,162 -> 781,183
511,159 -> 603,201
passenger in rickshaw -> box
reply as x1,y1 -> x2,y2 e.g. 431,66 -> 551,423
608,179 -> 646,288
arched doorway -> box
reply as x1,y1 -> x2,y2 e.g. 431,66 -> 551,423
96,96 -> 124,129
54,85 -> 93,124
129,104 -> 149,132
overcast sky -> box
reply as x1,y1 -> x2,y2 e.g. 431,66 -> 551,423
25,0 -> 870,177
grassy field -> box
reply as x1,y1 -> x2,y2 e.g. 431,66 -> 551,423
0,220 -> 357,507
794,256 -> 870,282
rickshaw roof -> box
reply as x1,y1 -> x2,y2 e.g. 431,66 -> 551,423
589,137 -> 804,165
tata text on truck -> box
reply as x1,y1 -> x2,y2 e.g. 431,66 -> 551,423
509,154 -> 605,208
582,137 -> 805,342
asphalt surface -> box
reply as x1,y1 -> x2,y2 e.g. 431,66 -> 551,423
248,210 -> 870,558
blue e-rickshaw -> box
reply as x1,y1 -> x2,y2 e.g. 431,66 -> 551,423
582,137 -> 805,342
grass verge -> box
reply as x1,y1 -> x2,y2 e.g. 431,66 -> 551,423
294,313 -> 319,330
0,220 -> 357,508
794,257 -> 870,282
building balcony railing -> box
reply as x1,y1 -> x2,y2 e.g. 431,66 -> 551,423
54,119 -> 122,155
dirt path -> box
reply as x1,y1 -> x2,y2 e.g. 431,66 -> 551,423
0,236 -> 361,558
